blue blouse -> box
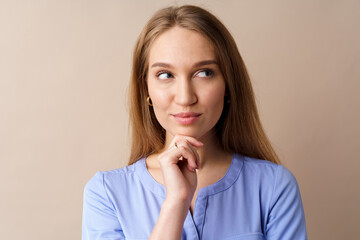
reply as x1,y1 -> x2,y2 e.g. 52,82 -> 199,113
82,154 -> 307,240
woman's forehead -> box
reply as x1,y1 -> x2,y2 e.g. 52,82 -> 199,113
148,27 -> 216,67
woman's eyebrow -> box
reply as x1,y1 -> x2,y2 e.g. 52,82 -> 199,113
151,60 -> 218,69
151,62 -> 172,68
193,60 -> 218,67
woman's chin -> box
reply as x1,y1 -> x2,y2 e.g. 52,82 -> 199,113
167,127 -> 214,141
167,129 -> 199,138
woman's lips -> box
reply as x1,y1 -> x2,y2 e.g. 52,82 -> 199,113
172,112 -> 202,125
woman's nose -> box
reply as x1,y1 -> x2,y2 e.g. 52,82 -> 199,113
174,78 -> 197,106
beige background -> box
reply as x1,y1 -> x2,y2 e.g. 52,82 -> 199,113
0,0 -> 359,239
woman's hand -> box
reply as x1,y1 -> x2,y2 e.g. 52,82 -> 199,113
158,135 -> 203,205
149,135 -> 203,240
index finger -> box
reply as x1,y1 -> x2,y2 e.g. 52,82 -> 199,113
170,135 -> 204,148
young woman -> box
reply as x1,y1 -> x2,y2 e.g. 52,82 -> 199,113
82,5 -> 307,240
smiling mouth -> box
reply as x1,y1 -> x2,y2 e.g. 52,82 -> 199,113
172,112 -> 202,125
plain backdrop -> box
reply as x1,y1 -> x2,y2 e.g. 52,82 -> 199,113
1,0 -> 359,239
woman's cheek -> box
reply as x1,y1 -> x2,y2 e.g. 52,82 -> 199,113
152,92 -> 170,110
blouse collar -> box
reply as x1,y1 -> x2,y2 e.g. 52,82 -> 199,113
135,153 -> 244,198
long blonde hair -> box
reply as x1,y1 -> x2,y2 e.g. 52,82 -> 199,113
128,5 -> 280,165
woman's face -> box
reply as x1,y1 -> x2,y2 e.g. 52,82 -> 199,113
147,26 -> 226,140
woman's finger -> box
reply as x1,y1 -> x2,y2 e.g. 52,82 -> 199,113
171,136 -> 202,166
173,144 -> 198,171
169,135 -> 203,148
171,138 -> 200,170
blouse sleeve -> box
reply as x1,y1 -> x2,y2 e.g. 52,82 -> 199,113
82,172 -> 125,240
266,165 -> 307,240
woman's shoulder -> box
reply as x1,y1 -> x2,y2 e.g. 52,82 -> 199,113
240,154 -> 278,168
236,154 -> 298,187
237,155 -> 307,238
84,158 -> 146,193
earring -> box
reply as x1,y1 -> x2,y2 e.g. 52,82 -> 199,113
146,97 -> 153,106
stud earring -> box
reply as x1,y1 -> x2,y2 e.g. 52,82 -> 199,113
146,97 -> 153,106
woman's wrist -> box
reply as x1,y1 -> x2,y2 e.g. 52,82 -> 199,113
163,197 -> 190,214
149,196 -> 190,239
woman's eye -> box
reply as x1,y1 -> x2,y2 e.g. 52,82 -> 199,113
157,72 -> 173,80
196,69 -> 213,78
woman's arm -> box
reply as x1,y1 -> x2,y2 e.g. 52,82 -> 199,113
82,172 -> 125,240
149,198 -> 190,239
149,135 -> 202,240
266,165 -> 307,240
